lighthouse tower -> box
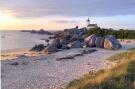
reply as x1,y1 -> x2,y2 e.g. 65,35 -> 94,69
87,18 -> 90,27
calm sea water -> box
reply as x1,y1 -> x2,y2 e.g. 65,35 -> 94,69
1,30 -> 50,51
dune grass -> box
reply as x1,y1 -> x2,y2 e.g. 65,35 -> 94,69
67,49 -> 135,89
107,48 -> 135,61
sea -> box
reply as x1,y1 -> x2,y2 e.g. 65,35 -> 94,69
0,30 -> 51,51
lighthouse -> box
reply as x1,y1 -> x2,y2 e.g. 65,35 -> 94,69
87,18 -> 90,26
86,18 -> 98,30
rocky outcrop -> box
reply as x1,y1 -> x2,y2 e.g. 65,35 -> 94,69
22,29 -> 53,35
84,34 -> 121,49
70,41 -> 83,48
44,33 -> 121,53
56,49 -> 97,61
43,27 -> 88,53
30,27 -> 87,53
60,37 -> 70,45
95,37 -> 104,48
30,44 -> 45,52
104,35 -> 121,50
84,34 -> 97,47
31,27 -> 121,54
64,27 -> 87,35
44,39 -> 60,53
70,34 -> 80,42
44,43 -> 58,53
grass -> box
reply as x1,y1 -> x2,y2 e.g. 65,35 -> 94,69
67,49 -> 135,89
107,48 -> 135,61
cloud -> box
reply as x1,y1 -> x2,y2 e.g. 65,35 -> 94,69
51,20 -> 78,23
0,0 -> 135,18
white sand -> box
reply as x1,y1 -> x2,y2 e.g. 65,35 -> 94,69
1,40 -> 135,89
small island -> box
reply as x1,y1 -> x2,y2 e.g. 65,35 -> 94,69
21,29 -> 53,35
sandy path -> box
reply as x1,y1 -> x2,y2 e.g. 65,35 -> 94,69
1,41 -> 135,89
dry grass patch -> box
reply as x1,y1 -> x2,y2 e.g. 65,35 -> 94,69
107,49 -> 135,61
67,49 -> 135,89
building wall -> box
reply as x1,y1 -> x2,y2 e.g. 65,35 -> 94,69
87,26 -> 97,30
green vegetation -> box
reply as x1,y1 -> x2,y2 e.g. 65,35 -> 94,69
86,28 -> 135,39
67,49 -> 135,89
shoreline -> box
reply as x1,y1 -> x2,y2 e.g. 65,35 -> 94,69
1,48 -> 46,60
1,39 -> 135,60
1,48 -> 30,53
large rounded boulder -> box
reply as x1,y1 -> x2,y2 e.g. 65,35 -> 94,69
84,34 -> 97,47
104,35 -> 121,50
95,37 -> 104,48
44,43 -> 57,53
44,39 -> 60,53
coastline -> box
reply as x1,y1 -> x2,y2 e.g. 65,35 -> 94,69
1,48 -> 45,60
1,39 -> 135,60
1,48 -> 30,53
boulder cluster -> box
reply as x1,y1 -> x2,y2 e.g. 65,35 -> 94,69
44,27 -> 87,53
31,27 -> 122,53
85,34 -> 121,50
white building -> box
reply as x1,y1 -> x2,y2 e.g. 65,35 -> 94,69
86,18 -> 98,30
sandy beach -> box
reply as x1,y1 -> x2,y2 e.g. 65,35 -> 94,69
1,40 -> 135,89
1,48 -> 46,60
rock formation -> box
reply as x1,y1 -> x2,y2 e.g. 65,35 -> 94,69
43,27 -> 87,53
84,34 -> 97,47
70,41 -> 83,48
104,35 -> 121,50
44,40 -> 59,53
31,27 -> 121,53
30,44 -> 45,52
95,37 -> 104,48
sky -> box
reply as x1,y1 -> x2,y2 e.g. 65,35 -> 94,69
0,0 -> 135,30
